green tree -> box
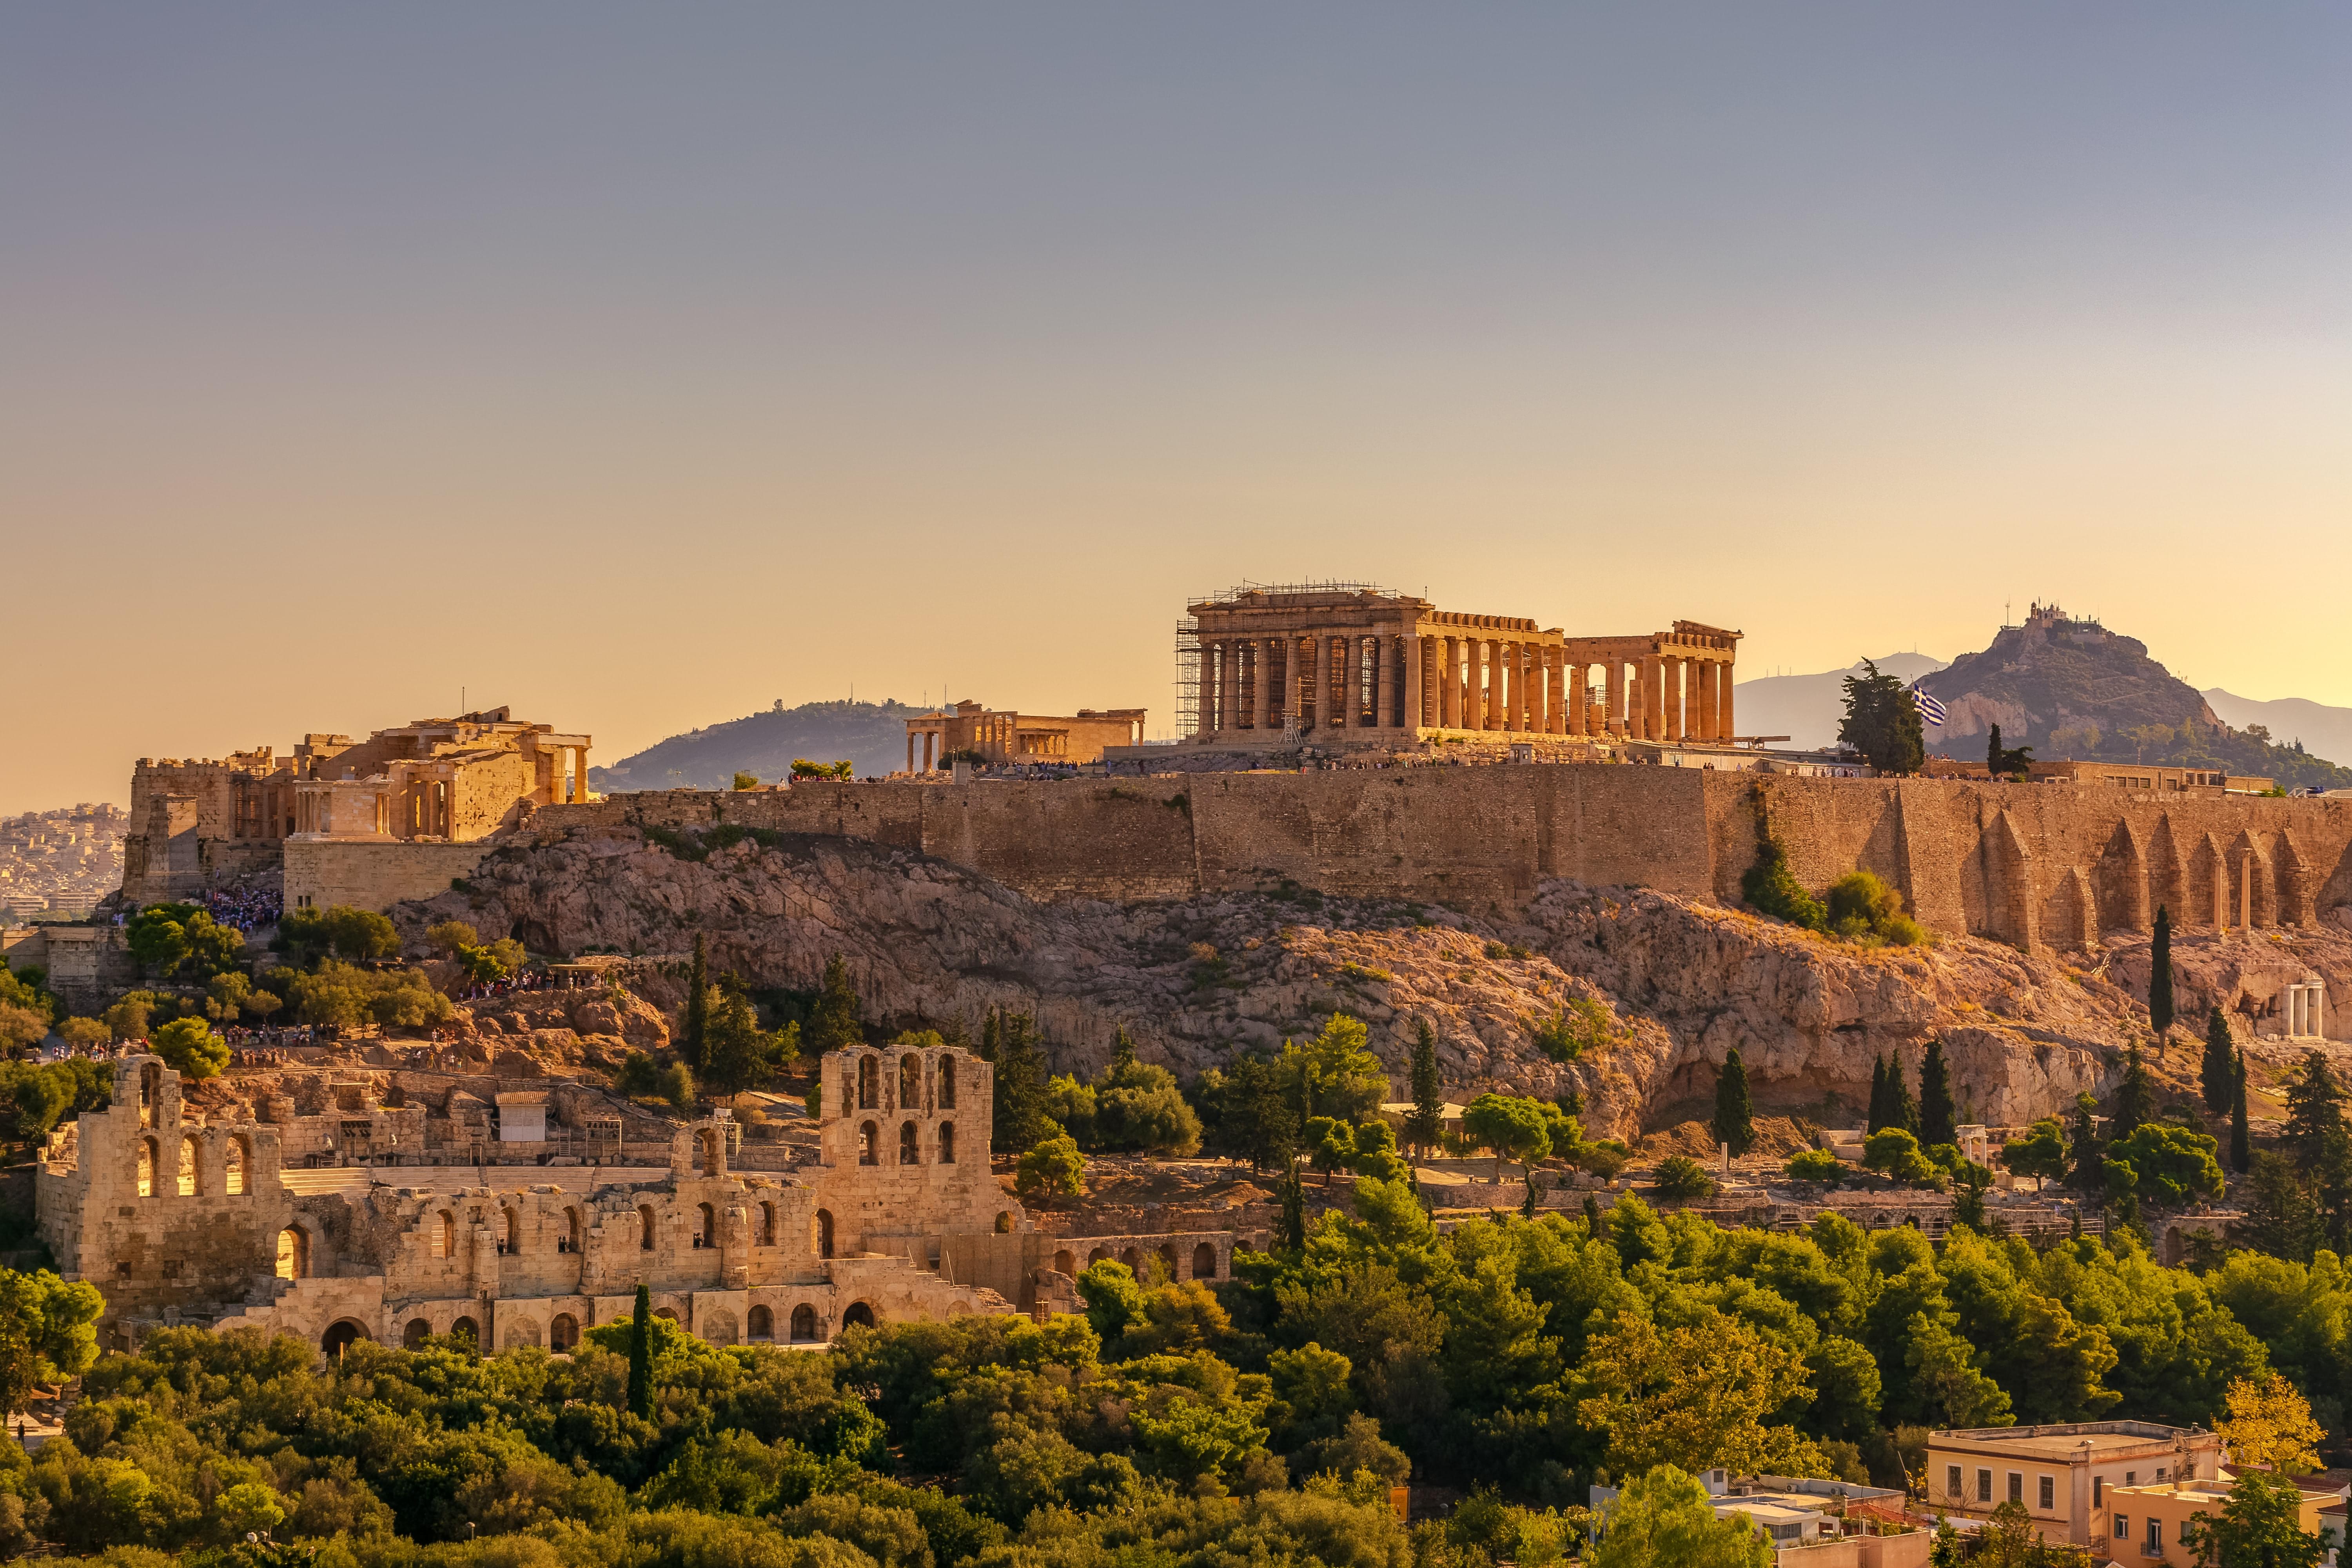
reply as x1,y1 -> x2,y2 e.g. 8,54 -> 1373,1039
1014,1134 -> 1084,1201
2204,1006 -> 2239,1114
2281,1051 -> 2345,1174
806,954 -> 864,1054
2113,1043 -> 2158,1142
1711,1048 -> 1754,1156
2105,1123 -> 2227,1207
1985,724 -> 2034,780
1867,1055 -> 1890,1134
1837,660 -> 1926,775
1406,1020 -> 1444,1159
2237,1152 -> 2319,1263
1786,1149 -> 1844,1185
1862,1127 -> 1937,1185
1918,1037 -> 1956,1147
732,771 -> 759,791
683,933 -> 710,1071
1278,1157 -> 1307,1250
2231,1049 -> 2252,1174
986,1010 -> 1056,1153
1462,1093 -> 1552,1184
1279,1014 -> 1390,1126
2179,1468 -> 2326,1568
626,1284 -> 653,1419
2001,1118 -> 2068,1192
1589,1465 -> 1771,1568
2151,905 -> 2176,1036
1215,1053 -> 1298,1173
702,984 -> 795,1094
1305,1116 -> 1353,1187
150,1016 -> 229,1082
0,1268 -> 104,1415
1654,1155 -> 1716,1199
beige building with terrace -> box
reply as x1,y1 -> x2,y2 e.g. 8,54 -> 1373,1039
1176,584 -> 1742,748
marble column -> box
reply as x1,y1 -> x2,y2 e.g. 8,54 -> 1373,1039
1719,661 -> 1735,741
1666,658 -> 1685,744
1604,661 -> 1623,737
1498,643 -> 1518,733
1478,640 -> 1496,729
1404,634 -> 1425,730
1646,656 -> 1666,741
1250,641 -> 1270,731
1696,660 -> 1717,742
1374,635 -> 1395,728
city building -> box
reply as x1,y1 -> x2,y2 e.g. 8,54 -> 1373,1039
2105,1476 -> 2336,1566
1589,1471 -> 1928,1567
1925,1422 -> 2225,1549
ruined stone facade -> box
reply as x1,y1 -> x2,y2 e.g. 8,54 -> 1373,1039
902,700 -> 1148,771
39,1042 -> 1237,1356
1175,584 -> 1742,747
122,708 -> 591,906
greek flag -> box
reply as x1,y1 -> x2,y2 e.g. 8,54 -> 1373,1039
1909,681 -> 1948,728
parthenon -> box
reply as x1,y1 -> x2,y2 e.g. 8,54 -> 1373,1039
1180,585 -> 1741,747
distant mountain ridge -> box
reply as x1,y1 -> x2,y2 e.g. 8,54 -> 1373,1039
592,700 -> 922,791
1730,653 -> 1948,751
2201,690 -> 2352,773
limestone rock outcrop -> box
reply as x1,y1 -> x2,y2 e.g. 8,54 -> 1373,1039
392,828 -> 2352,1141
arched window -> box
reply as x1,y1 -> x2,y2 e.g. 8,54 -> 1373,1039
500,1207 -> 520,1256
759,1202 -> 776,1245
789,1303 -> 819,1341
225,1136 -> 249,1196
179,1135 -> 201,1196
1193,1242 -> 1218,1279
276,1226 -> 309,1280
938,1055 -> 956,1109
450,1316 -> 478,1347
1158,1244 -> 1178,1281
700,1128 -> 722,1178
841,1302 -> 876,1330
747,1304 -> 774,1340
899,1121 -> 919,1165
139,1062 -> 160,1126
858,1055 -> 879,1110
434,1210 -> 456,1259
639,1205 -> 657,1251
1120,1246 -> 1140,1271
938,1122 -> 955,1164
1053,1249 -> 1076,1276
136,1138 -> 155,1198
697,1202 -> 715,1248
403,1318 -> 432,1349
814,1209 -> 835,1259
858,1122 -> 878,1166
995,1210 -> 1013,1234
900,1054 -> 921,1107
559,1207 -> 581,1254
550,1314 -> 579,1352
1087,1247 -> 1110,1266
322,1320 -> 366,1361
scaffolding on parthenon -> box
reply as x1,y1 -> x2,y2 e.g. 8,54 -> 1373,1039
1177,582 -> 1398,735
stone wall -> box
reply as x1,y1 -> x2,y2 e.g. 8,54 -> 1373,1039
531,771 -> 2352,945
284,840 -> 496,914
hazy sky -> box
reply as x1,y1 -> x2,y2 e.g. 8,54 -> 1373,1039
5,5 -> 2347,811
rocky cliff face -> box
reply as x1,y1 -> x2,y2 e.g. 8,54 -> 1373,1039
391,827 -> 2352,1140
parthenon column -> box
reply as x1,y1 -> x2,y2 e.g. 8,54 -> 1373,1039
1719,662 -> 1735,740
1374,635 -> 1395,728
1604,662 -> 1623,737
1250,641 -> 1270,731
1497,643 -> 1517,733
1646,656 -> 1666,741
1403,634 -> 1424,730
1666,658 -> 1685,744
1566,662 -> 1584,734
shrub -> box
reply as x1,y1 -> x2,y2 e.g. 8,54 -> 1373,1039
1861,1127 -> 1940,1186
1652,1155 -> 1716,1199
1740,828 -> 1825,931
1528,998 -> 1615,1063
150,1017 -> 229,1082
1824,872 -> 1929,947
1785,1148 -> 1844,1185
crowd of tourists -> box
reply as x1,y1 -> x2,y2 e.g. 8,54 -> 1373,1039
199,885 -> 283,932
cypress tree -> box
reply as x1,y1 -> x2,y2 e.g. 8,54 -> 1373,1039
2149,906 -> 2176,1038
1278,1157 -> 1306,1250
2230,1048 -> 2252,1174
1866,1055 -> 1888,1134
2069,1092 -> 2103,1192
989,1010 -> 1053,1152
1711,1047 -> 1755,1156
1407,1019 -> 1444,1158
1111,1025 -> 1137,1073
2112,1042 -> 2156,1142
1584,1194 -> 1603,1233
683,933 -> 710,1071
807,954 -> 863,1055
1918,1037 -> 1957,1148
627,1283 -> 653,1420
1986,724 -> 2002,772
1889,1053 -> 1920,1135
2202,1005 -> 2237,1113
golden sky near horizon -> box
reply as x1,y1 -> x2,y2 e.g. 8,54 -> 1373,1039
4,6 -> 2347,812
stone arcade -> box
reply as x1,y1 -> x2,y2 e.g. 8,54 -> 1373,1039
38,1043 -> 1241,1357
